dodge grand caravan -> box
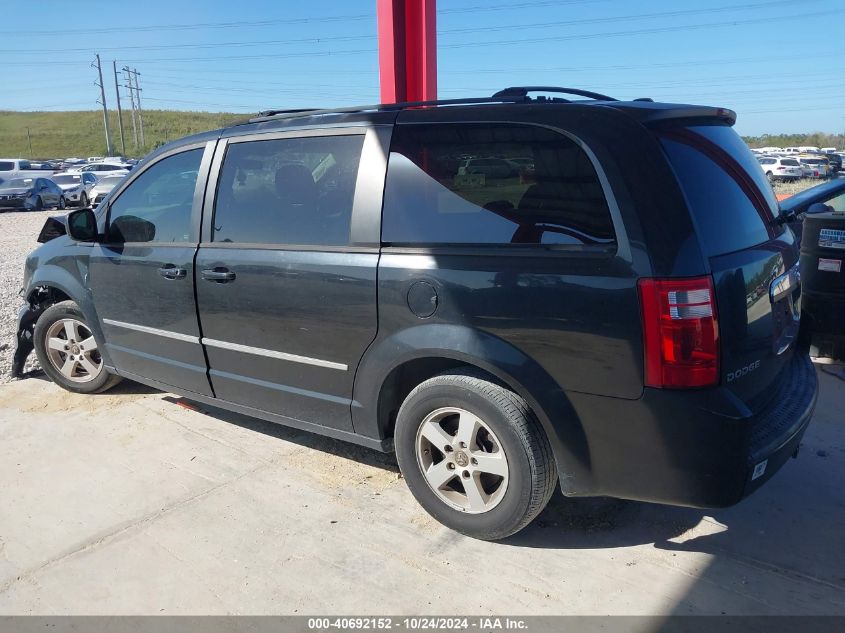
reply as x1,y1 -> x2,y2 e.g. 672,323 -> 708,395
13,88 -> 818,540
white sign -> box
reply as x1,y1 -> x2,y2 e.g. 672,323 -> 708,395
818,258 -> 842,273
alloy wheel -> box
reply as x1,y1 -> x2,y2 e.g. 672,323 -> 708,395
415,407 -> 509,514
43,318 -> 102,383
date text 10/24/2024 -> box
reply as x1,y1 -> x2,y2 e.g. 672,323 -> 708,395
307,617 -> 529,631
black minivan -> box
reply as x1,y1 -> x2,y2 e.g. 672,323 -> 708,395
13,88 -> 817,540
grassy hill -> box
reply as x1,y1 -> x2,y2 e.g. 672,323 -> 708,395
2,109 -> 843,160
0,110 -> 246,159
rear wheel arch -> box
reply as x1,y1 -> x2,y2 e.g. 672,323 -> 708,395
353,325 -> 593,494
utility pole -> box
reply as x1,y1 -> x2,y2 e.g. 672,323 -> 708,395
132,69 -> 145,149
112,61 -> 126,156
92,54 -> 113,156
123,66 -> 138,150
26,128 -> 33,156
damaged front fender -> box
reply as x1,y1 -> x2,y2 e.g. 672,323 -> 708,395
12,300 -> 43,378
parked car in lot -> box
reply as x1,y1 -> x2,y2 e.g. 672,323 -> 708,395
0,177 -> 65,211
798,156 -> 830,179
457,157 -> 519,179
88,174 -> 125,207
51,172 -> 99,207
779,178 -> 845,244
0,158 -> 57,186
13,88 -> 817,540
80,162 -> 131,177
822,152 -> 842,174
757,156 -> 802,181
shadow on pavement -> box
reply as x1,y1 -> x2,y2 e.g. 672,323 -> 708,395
163,395 -> 402,474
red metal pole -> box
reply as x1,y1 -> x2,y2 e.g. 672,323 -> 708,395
377,0 -> 437,104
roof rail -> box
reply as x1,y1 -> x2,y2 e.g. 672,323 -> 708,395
249,95 -> 526,123
492,86 -> 617,101
249,86 -> 619,123
255,107 -> 322,118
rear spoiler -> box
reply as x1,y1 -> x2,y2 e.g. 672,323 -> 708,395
608,103 -> 737,127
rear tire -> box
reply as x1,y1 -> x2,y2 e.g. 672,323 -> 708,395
394,369 -> 556,540
33,300 -> 121,394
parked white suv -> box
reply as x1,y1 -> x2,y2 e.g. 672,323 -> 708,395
0,158 -> 55,186
757,156 -> 802,181
51,172 -> 99,207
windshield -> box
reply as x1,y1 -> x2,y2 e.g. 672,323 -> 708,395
52,175 -> 81,185
1,178 -> 33,189
99,176 -> 124,186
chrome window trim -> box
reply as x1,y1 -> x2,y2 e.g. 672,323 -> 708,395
202,338 -> 348,371
102,318 -> 200,344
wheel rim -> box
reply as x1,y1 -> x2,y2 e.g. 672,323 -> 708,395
81,192 -> 88,206
59,197 -> 65,209
415,407 -> 509,514
44,318 -> 102,383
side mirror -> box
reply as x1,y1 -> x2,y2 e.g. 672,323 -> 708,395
66,208 -> 99,242
806,202 -> 832,215
37,216 -> 67,243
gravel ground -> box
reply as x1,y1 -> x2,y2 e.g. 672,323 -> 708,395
0,209 -> 56,383
772,177 -> 828,197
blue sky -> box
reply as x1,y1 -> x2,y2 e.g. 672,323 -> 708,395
3,0 -> 844,136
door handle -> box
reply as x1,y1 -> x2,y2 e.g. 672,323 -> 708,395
158,265 -> 187,280
201,268 -> 236,283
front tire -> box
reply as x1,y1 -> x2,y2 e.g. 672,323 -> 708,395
33,196 -> 43,211
33,300 -> 121,394
79,191 -> 89,207
394,369 -> 556,540
58,196 -> 66,210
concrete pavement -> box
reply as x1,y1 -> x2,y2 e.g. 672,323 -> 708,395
0,369 -> 843,615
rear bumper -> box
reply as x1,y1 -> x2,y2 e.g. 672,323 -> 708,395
565,352 -> 818,507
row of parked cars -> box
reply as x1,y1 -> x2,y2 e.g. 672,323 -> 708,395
752,147 -> 843,182
0,156 -> 133,212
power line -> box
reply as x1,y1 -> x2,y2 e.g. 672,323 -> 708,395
117,8 -> 845,64
0,1 -> 610,38
439,8 -> 844,50
0,0 -> 818,56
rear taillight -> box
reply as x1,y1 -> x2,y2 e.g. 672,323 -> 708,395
637,276 -> 719,389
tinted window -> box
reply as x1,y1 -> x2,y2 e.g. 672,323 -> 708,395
108,148 -> 202,243
782,159 -> 800,166
382,123 -> 614,246
0,162 -> 14,171
659,125 -> 779,257
213,134 -> 363,245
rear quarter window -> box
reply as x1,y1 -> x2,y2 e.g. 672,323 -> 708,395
658,125 -> 780,257
382,122 -> 615,247
0,161 -> 14,171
